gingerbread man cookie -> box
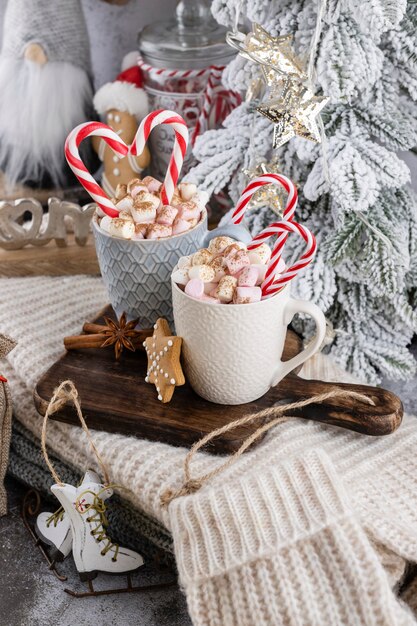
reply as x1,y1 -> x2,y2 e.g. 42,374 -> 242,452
144,319 -> 185,403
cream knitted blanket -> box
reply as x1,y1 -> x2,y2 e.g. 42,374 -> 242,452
1,275 -> 417,625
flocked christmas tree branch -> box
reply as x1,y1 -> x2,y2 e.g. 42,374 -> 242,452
186,0 -> 417,383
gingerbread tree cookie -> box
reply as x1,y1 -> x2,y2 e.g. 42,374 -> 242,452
144,319 -> 185,403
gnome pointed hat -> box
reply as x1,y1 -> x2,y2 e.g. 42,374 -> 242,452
1,0 -> 92,73
93,66 -> 149,119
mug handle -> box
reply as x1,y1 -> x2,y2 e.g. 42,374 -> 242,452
271,298 -> 327,386
201,223 -> 253,248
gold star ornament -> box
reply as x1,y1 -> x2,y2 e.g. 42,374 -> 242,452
257,82 -> 329,149
245,24 -> 306,81
242,158 -> 286,217
144,318 -> 185,403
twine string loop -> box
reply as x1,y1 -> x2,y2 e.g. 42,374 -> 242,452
161,388 -> 374,506
41,379 -> 110,486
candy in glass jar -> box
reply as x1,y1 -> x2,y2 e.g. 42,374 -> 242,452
137,0 -> 238,179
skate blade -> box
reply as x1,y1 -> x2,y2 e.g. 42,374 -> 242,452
64,571 -> 177,598
21,489 -> 67,582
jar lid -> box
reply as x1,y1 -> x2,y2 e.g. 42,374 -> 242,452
138,0 -> 236,69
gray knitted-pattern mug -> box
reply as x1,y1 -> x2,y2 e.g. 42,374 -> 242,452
93,213 -> 208,328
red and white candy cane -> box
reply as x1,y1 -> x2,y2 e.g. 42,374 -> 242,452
248,221 -> 317,297
231,173 -> 298,225
65,122 -> 128,218
137,56 -> 210,81
138,57 -> 241,145
130,110 -> 189,206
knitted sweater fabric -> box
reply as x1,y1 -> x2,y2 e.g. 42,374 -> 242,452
1,275 -> 417,625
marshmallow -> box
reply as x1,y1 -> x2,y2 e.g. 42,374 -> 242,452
253,264 -> 268,285
172,218 -> 192,235
185,278 -> 204,299
177,201 -> 201,221
130,184 -> 148,199
108,218 -> 135,240
208,256 -> 227,281
99,215 -> 112,233
226,250 -> 250,276
118,210 -> 133,222
146,224 -> 172,239
133,190 -> 160,210
233,286 -> 262,304
238,265 -> 259,287
170,194 -> 183,207
203,282 -> 217,295
223,243 -> 245,259
201,294 -> 221,304
132,230 -> 144,240
172,268 -> 190,286
115,195 -> 133,212
192,248 -> 213,265
188,264 -> 215,282
208,236 -> 234,256
131,202 -> 157,224
115,183 -> 128,200
214,276 -> 237,303
249,243 -> 271,265
178,182 -> 197,201
156,205 -> 178,225
142,176 -> 162,194
135,223 -> 148,238
178,255 -> 192,269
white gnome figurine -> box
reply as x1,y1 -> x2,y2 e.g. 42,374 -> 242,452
93,63 -> 151,198
0,0 -> 97,189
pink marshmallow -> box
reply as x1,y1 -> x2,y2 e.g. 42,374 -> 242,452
238,265 -> 259,287
146,224 -> 172,239
203,282 -> 218,295
156,205 -> 178,225
223,243 -> 243,259
185,278 -> 204,299
142,176 -> 162,193
130,185 -> 148,199
253,264 -> 268,285
233,286 -> 262,304
226,250 -> 250,276
177,201 -> 200,221
201,294 -> 221,304
172,218 -> 192,235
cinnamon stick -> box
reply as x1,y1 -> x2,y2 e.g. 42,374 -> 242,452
64,329 -> 153,351
83,323 -> 108,334
64,334 -> 106,350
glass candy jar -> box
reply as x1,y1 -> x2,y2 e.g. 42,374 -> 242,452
137,0 -> 237,179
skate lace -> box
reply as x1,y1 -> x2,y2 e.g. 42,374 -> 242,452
75,487 -> 120,562
46,507 -> 65,528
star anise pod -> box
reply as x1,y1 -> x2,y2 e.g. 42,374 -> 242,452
100,313 -> 141,360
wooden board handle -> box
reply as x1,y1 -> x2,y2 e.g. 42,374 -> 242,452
280,375 -> 403,436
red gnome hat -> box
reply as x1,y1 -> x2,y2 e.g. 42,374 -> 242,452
93,64 -> 148,119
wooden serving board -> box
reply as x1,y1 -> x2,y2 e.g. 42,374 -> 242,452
34,307 -> 403,454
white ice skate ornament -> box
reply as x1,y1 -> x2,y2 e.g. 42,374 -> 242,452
40,380 -> 176,597
35,469 -> 102,562
51,480 -> 144,582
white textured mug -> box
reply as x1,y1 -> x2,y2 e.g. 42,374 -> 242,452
172,281 -> 326,405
